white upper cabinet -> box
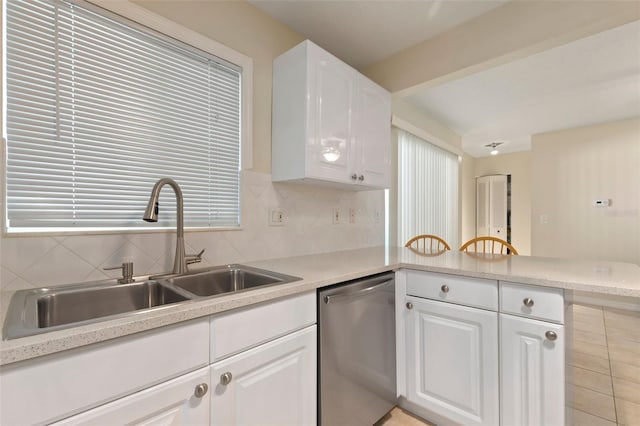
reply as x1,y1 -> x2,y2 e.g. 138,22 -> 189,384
272,40 -> 391,190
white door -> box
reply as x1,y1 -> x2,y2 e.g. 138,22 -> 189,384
476,176 -> 490,236
489,175 -> 508,238
353,77 -> 390,189
211,326 -> 316,426
52,368 -> 210,425
501,314 -> 565,426
476,175 -> 508,238
307,47 -> 355,183
406,296 -> 499,425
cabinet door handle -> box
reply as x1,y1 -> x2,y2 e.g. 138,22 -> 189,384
441,285 -> 449,293
351,174 -> 358,180
194,383 -> 208,398
545,331 -> 558,341
523,297 -> 535,307
406,302 -> 413,310
220,372 -> 233,385
358,175 -> 364,181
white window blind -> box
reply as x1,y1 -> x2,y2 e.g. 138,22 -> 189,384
398,129 -> 459,248
5,0 -> 241,232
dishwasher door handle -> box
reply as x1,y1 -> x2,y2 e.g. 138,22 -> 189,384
323,279 -> 392,304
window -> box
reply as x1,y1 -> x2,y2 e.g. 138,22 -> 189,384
4,0 -> 243,233
397,129 -> 459,247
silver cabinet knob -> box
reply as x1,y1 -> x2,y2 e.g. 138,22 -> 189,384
545,331 -> 558,341
220,372 -> 233,385
358,175 -> 364,181
351,174 -> 358,180
406,302 -> 413,310
523,297 -> 535,308
194,383 -> 208,398
441,285 -> 450,293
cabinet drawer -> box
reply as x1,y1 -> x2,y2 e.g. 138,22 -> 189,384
500,282 -> 564,324
406,270 -> 498,311
210,291 -> 316,362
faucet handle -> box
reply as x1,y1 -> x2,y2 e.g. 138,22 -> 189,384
104,262 -> 135,284
186,249 -> 205,265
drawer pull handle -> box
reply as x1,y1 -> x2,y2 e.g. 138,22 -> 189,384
523,297 -> 534,307
545,331 -> 558,341
220,372 -> 233,386
194,383 -> 208,398
441,285 -> 449,293
406,302 -> 413,310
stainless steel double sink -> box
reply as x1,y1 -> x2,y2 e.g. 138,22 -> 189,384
3,265 -> 301,340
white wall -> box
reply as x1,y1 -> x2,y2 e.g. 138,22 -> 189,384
531,117 -> 640,264
1,171 -> 384,291
0,2 -> 385,292
474,152 -> 532,255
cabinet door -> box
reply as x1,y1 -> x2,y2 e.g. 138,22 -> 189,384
306,46 -> 355,183
354,78 -> 390,188
52,368 -> 210,425
406,296 -> 499,425
501,314 -> 565,426
211,326 -> 316,426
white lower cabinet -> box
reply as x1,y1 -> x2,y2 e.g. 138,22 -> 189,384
53,367 -> 210,425
0,292 -> 317,425
405,296 -> 499,426
210,326 -> 317,426
398,270 -> 566,426
500,314 -> 565,426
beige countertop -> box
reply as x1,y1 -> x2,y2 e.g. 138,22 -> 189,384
1,246 -> 639,366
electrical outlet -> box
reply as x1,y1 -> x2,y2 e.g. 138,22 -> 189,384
268,208 -> 284,226
332,208 -> 340,224
349,208 -> 356,223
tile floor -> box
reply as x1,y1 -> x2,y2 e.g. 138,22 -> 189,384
569,304 -> 640,426
377,304 -> 640,426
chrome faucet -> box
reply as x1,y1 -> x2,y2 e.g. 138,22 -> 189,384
143,178 -> 204,275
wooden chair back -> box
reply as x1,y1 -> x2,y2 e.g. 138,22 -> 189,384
459,236 -> 519,255
405,234 -> 451,252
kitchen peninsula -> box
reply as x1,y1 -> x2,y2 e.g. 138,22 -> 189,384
1,247 -> 639,425
2,246 -> 638,364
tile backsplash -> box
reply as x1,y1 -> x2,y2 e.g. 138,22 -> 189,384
0,171 -> 385,291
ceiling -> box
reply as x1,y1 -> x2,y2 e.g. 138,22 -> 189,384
408,20 -> 640,157
250,0 -> 640,158
248,0 -> 508,69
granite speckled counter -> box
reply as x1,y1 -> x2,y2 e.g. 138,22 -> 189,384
2,246 -> 639,366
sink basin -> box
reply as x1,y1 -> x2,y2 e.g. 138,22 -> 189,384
165,264 -> 301,297
37,281 -> 189,328
3,280 -> 190,340
3,264 -> 300,340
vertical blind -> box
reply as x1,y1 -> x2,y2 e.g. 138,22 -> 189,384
398,129 -> 459,247
5,0 -> 241,232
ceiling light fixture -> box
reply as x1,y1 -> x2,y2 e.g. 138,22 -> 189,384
485,142 -> 503,156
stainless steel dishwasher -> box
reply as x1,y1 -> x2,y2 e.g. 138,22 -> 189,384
318,272 -> 396,426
